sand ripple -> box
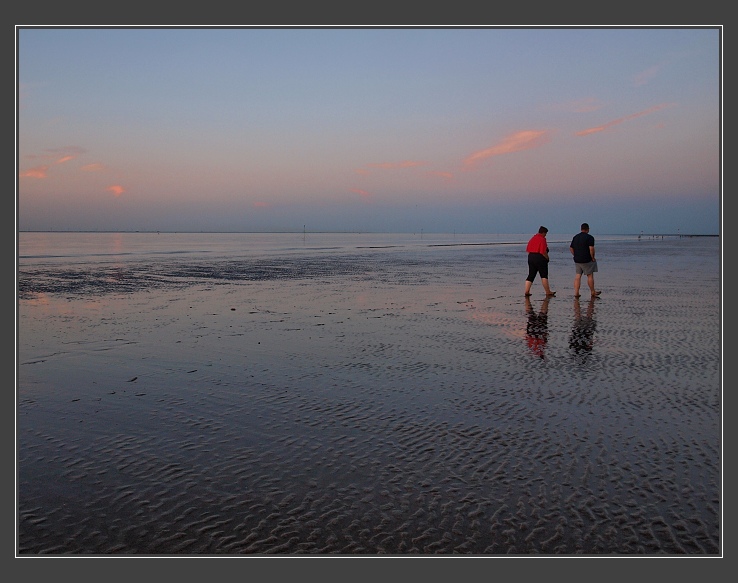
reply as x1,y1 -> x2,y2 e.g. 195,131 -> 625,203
17,241 -> 721,555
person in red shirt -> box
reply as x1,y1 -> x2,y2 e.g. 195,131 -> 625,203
524,226 -> 556,297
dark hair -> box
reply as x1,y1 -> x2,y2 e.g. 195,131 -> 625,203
581,223 -> 589,230
538,226 -> 548,234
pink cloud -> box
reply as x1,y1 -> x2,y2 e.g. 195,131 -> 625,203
81,163 -> 106,172
20,146 -> 88,178
107,185 -> 125,196
575,102 -> 676,136
19,165 -> 49,178
576,125 -> 608,137
25,146 -> 86,163
253,201 -> 271,208
350,188 -> 370,197
462,130 -> 551,169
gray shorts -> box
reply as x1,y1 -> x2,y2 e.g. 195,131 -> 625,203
575,261 -> 598,275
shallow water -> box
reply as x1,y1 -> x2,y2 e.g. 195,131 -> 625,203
16,233 -> 721,555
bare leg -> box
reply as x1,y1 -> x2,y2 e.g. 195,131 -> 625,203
525,279 -> 532,295
573,273 -> 582,297
541,278 -> 555,296
587,274 -> 600,297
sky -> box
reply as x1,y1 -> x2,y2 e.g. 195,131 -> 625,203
16,26 -> 721,235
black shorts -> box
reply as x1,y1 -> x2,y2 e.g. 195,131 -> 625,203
527,253 -> 549,281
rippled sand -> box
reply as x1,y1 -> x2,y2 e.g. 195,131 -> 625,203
16,239 -> 721,555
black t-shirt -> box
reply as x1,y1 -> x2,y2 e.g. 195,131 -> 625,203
570,232 -> 595,263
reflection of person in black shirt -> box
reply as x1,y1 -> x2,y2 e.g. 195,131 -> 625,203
569,296 -> 597,363
525,296 -> 550,359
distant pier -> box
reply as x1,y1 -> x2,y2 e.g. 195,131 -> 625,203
638,233 -> 718,240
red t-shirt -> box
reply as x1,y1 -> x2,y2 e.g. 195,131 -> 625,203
527,336 -> 546,358
526,233 -> 548,254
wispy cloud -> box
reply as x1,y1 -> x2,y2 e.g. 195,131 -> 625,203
633,65 -> 660,87
20,148 -> 126,197
19,165 -> 50,179
24,146 -> 86,163
462,130 -> 551,170
575,103 -> 676,136
350,188 -> 370,197
20,146 -> 87,178
81,163 -> 106,172
253,201 -> 271,208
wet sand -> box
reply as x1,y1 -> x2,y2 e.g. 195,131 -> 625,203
16,238 -> 721,555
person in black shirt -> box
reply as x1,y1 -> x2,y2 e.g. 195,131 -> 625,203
569,223 -> 601,298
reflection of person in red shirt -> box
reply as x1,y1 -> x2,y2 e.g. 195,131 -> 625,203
524,226 -> 556,297
525,295 -> 549,359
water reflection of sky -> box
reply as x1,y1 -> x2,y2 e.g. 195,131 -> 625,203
18,231 -> 647,266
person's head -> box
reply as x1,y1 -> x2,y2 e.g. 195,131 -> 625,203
538,226 -> 548,235
581,223 -> 589,232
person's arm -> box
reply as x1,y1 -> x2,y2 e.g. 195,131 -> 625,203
589,245 -> 596,261
570,246 -> 575,257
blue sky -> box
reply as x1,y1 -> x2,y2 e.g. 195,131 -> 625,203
17,26 -> 721,234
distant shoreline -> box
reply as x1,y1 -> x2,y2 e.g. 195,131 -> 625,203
16,230 -> 720,237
